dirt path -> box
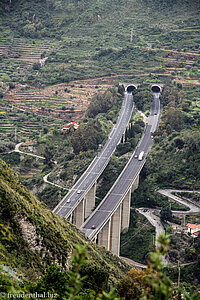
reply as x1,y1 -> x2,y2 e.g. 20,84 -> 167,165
15,142 -> 45,160
14,142 -> 66,189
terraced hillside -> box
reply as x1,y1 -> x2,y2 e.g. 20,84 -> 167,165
2,76 -> 117,122
0,106 -> 66,141
0,0 -> 199,90
0,32 -> 58,85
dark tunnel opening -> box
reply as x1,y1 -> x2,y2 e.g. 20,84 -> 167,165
127,85 -> 136,93
151,85 -> 161,93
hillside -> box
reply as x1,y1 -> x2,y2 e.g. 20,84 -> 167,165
0,0 -> 200,91
1,159 -> 200,299
0,158 -> 130,285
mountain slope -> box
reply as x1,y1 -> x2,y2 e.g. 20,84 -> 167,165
0,0 -> 199,87
0,158 -> 129,282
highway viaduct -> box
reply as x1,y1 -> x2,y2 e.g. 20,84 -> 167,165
53,86 -> 137,225
53,83 -> 162,255
80,89 -> 161,256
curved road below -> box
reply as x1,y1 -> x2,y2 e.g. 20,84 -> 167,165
14,142 -> 65,188
157,189 -> 200,214
14,142 -> 45,160
134,189 -> 200,267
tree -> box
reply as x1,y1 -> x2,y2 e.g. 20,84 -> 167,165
174,137 -> 184,149
70,120 -> 105,154
165,106 -> 183,131
117,233 -> 199,299
117,268 -> 150,299
44,146 -> 54,167
160,84 -> 183,107
160,206 -> 172,222
125,128 -> 128,142
117,84 -> 125,96
87,88 -> 118,118
132,124 -> 142,134
32,244 -> 119,300
132,85 -> 154,112
43,127 -> 48,134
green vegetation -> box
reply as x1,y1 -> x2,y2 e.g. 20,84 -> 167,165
0,158 -> 130,285
0,180 -> 199,299
120,210 -> 155,264
87,87 -> 123,120
0,0 -> 199,90
133,85 -> 154,113
174,191 -> 200,204
70,120 -> 106,155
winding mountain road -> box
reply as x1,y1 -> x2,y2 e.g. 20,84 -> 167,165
157,189 -> 200,214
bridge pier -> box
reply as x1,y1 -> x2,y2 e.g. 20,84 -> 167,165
84,182 -> 97,218
93,174 -> 140,256
132,174 -> 139,192
98,219 -> 111,250
74,199 -> 85,228
121,189 -> 131,232
68,213 -> 73,223
110,205 -> 122,256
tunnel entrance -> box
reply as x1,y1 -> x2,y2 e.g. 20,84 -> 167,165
151,85 -> 161,93
126,85 -> 136,93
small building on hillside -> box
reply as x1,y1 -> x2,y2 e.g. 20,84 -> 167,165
186,223 -> 200,238
62,122 -> 79,133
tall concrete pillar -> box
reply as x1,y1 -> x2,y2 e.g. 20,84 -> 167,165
67,213 -> 73,223
98,219 -> 111,250
93,235 -> 98,243
84,183 -> 97,218
121,189 -> 131,232
110,205 -> 122,256
74,200 -> 85,228
131,174 -> 139,192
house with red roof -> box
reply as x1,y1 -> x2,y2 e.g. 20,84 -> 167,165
62,122 -> 79,132
186,223 -> 200,238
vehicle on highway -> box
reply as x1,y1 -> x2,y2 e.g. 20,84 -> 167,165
134,154 -> 138,159
154,112 -> 157,115
66,199 -> 71,203
77,190 -> 81,194
138,151 -> 144,161
91,225 -> 96,229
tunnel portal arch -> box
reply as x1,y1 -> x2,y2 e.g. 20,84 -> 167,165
126,85 -> 137,93
151,85 -> 161,93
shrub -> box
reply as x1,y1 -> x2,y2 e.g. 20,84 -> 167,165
9,82 -> 15,89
